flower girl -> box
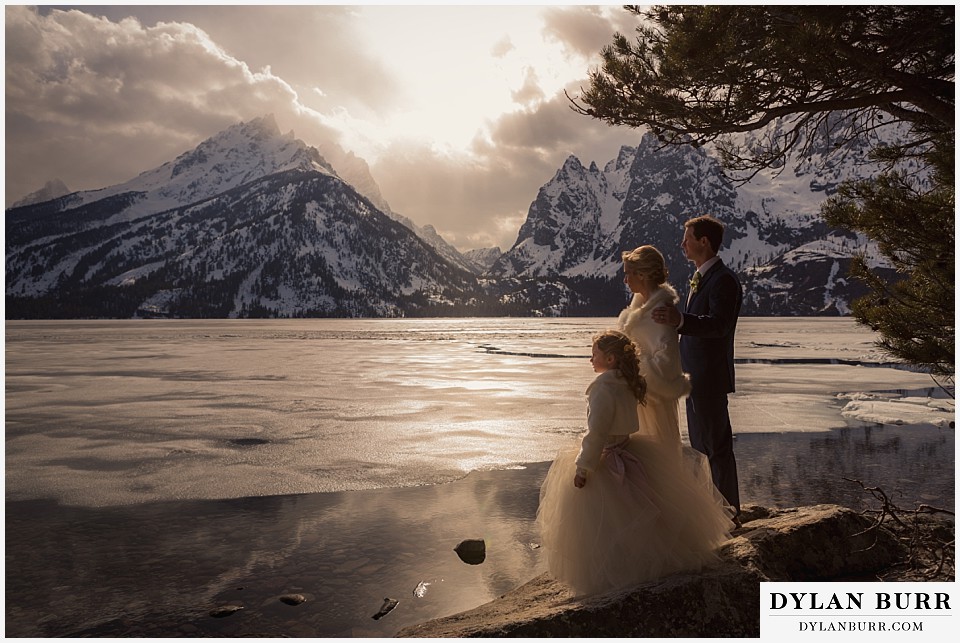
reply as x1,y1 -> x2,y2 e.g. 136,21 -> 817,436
536,330 -> 733,596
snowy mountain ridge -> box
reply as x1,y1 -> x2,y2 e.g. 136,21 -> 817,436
56,115 -> 337,223
5,115 -> 507,318
11,178 -> 71,208
6,115 -> 900,318
487,125 -> 899,315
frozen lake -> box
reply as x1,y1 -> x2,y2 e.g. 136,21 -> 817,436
5,317 -> 954,508
4,317 -> 955,637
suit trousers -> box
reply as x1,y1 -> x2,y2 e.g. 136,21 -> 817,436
685,394 -> 740,514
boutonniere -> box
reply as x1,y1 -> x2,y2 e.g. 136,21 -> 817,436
689,272 -> 702,293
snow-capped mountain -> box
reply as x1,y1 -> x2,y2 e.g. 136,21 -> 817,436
64,115 -> 340,219
5,117 -> 493,318
287,130 -> 484,275
488,130 -> 898,315
313,139 -> 393,215
5,116 -> 898,319
463,246 -> 503,272
382,216 -> 482,275
11,178 -> 71,208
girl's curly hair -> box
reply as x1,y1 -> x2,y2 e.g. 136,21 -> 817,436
593,330 -> 647,405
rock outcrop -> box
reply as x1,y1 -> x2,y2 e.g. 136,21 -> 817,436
396,504 -> 904,638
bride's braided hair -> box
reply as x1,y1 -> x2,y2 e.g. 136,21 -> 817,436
593,330 -> 647,405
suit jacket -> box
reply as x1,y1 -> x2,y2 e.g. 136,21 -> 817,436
679,259 -> 742,396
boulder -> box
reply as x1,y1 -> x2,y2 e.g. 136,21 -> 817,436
208,605 -> 244,618
278,594 -> 306,606
454,539 -> 486,565
397,561 -> 763,638
723,504 -> 902,581
396,504 -> 903,638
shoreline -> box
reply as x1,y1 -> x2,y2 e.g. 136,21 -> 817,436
6,462 -> 554,638
6,423 -> 955,638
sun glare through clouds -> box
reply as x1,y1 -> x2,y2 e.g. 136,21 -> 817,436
5,4 -> 639,251
324,5 -> 593,165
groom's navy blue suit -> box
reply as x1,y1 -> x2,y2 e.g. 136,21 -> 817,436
679,259 -> 742,514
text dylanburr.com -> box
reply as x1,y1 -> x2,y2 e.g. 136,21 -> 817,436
761,582 -> 955,639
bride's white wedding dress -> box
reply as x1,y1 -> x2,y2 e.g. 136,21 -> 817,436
536,284 -> 733,596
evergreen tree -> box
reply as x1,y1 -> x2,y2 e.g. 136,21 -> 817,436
822,134 -> 954,379
573,5 -> 953,171
573,5 -> 954,379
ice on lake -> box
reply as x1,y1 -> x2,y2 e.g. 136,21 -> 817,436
5,317 -> 953,508
4,317 -> 955,637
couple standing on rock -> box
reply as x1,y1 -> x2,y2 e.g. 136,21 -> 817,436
537,214 -> 744,596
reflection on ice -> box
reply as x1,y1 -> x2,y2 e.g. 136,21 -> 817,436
5,418 -> 953,637
5,463 -> 550,637
5,317 -> 953,508
3,317 -> 954,638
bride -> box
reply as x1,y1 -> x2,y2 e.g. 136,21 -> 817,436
619,244 -> 695,451
537,245 -> 733,597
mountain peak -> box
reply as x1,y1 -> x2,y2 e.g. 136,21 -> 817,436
11,178 -> 71,208
171,115 -> 323,175
615,145 -> 637,170
250,113 -> 281,137
61,116 -> 339,217
561,155 -> 584,171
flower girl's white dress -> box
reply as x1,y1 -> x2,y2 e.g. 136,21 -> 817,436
536,285 -> 733,596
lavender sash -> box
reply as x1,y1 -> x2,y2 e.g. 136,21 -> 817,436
602,437 -> 646,487
600,437 -> 664,526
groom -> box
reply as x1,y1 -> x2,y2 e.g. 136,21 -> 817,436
654,215 -> 742,525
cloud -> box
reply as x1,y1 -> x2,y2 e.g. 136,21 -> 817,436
541,5 -> 639,58
371,85 -> 642,251
491,35 -> 515,58
4,6 -> 340,201
370,141 -> 534,251
4,5 -> 642,253
35,5 -> 400,116
511,67 -> 546,107
487,83 -> 644,164
365,5 -> 644,252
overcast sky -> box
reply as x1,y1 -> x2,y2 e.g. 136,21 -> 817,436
5,3 -> 643,251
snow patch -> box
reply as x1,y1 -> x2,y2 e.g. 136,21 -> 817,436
837,392 -> 955,429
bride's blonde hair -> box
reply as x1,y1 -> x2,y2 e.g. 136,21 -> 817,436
593,330 -> 647,405
622,245 -> 668,285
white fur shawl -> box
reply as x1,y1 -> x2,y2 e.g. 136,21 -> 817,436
617,284 -> 692,400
